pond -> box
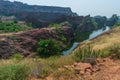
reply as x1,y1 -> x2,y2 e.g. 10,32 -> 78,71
63,26 -> 110,55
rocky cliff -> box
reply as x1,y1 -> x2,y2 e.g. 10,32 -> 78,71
0,0 -> 76,19
0,26 -> 75,58
0,0 -> 75,15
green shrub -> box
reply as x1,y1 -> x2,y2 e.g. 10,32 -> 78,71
74,46 -> 94,62
0,64 -> 29,80
74,45 -> 113,64
0,21 -> 32,33
74,45 -> 96,64
39,66 -> 49,78
13,20 -> 18,24
0,21 -> 2,23
37,39 -> 62,58
114,22 -> 120,27
92,18 -> 98,28
61,35 -> 67,42
48,23 -> 61,28
11,53 -> 23,61
75,32 -> 92,42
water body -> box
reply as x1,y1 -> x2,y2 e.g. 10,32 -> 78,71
89,26 -> 110,40
63,42 -> 80,55
63,26 -> 110,55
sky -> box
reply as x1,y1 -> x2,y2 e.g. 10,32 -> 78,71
9,0 -> 120,18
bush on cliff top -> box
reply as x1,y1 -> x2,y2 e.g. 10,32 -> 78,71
37,39 -> 62,58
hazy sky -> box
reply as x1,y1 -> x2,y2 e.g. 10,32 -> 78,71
9,0 -> 120,17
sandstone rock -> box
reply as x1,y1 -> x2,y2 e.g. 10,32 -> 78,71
84,71 -> 91,76
73,62 -> 92,76
64,65 -> 73,71
80,70 -> 85,75
73,62 -> 78,67
96,58 -> 103,63
86,69 -> 92,73
74,63 -> 92,70
92,66 -> 100,72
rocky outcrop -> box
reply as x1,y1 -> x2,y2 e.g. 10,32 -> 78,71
0,40 -> 15,58
0,0 -> 75,15
76,15 -> 96,32
0,0 -> 76,21
0,26 -> 75,58
52,15 -> 99,32
50,58 -> 120,80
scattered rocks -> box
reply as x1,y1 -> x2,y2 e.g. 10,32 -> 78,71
64,62 -> 101,77
74,62 -> 93,75
92,66 -> 100,72
42,58 -> 120,80
64,60 -> 103,77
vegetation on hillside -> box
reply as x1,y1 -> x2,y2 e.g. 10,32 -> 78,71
75,31 -> 92,42
0,63 -> 29,80
0,20 -> 32,33
48,23 -> 61,28
37,39 -> 62,58
107,14 -> 119,27
73,26 -> 120,63
0,26 -> 119,80
114,22 -> 120,27
0,1 -> 120,79
0,13 -> 119,80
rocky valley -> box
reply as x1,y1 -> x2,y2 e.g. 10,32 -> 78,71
0,26 -> 75,58
0,0 -> 120,80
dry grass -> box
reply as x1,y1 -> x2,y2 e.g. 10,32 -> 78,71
0,26 -> 120,80
0,54 -> 75,79
73,26 -> 120,58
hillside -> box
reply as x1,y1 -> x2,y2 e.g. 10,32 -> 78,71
0,25 -> 75,58
0,1 -> 120,80
0,0 -> 76,22
0,0 -> 75,15
0,0 -> 118,30
0,0 -> 118,41
0,23 -> 119,80
68,26 -> 120,80
74,26 -> 120,56
36,25 -> 120,80
0,20 -> 32,33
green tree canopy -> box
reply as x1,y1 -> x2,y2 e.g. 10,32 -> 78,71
37,39 -> 62,58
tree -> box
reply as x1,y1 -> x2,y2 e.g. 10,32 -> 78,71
37,39 -> 62,58
107,14 -> 118,26
13,19 -> 18,24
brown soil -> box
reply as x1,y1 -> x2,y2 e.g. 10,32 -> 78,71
38,58 -> 120,80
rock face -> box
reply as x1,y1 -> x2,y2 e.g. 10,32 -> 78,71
0,0 -> 76,21
0,0 -> 75,15
76,15 -> 96,32
0,0 -> 78,28
0,26 -> 75,58
52,15 -> 101,32
0,40 -> 15,58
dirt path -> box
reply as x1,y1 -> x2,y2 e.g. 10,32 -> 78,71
0,31 -> 24,37
92,58 -> 120,80
45,58 -> 120,80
